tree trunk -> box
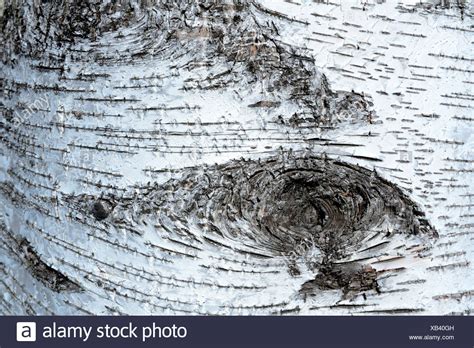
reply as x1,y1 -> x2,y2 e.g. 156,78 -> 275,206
0,1 -> 472,315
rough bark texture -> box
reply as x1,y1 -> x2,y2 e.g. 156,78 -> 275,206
0,0 -> 472,315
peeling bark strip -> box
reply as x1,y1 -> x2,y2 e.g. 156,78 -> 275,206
0,223 -> 81,293
300,264 -> 379,297
18,238 -> 82,292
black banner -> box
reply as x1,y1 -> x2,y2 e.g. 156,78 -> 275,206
1,316 -> 472,347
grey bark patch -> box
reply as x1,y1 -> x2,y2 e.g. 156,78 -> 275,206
1,0 -> 373,126
107,152 -> 437,266
300,264 -> 379,297
18,238 -> 81,293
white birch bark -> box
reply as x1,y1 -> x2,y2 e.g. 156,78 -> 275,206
0,0 -> 472,315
